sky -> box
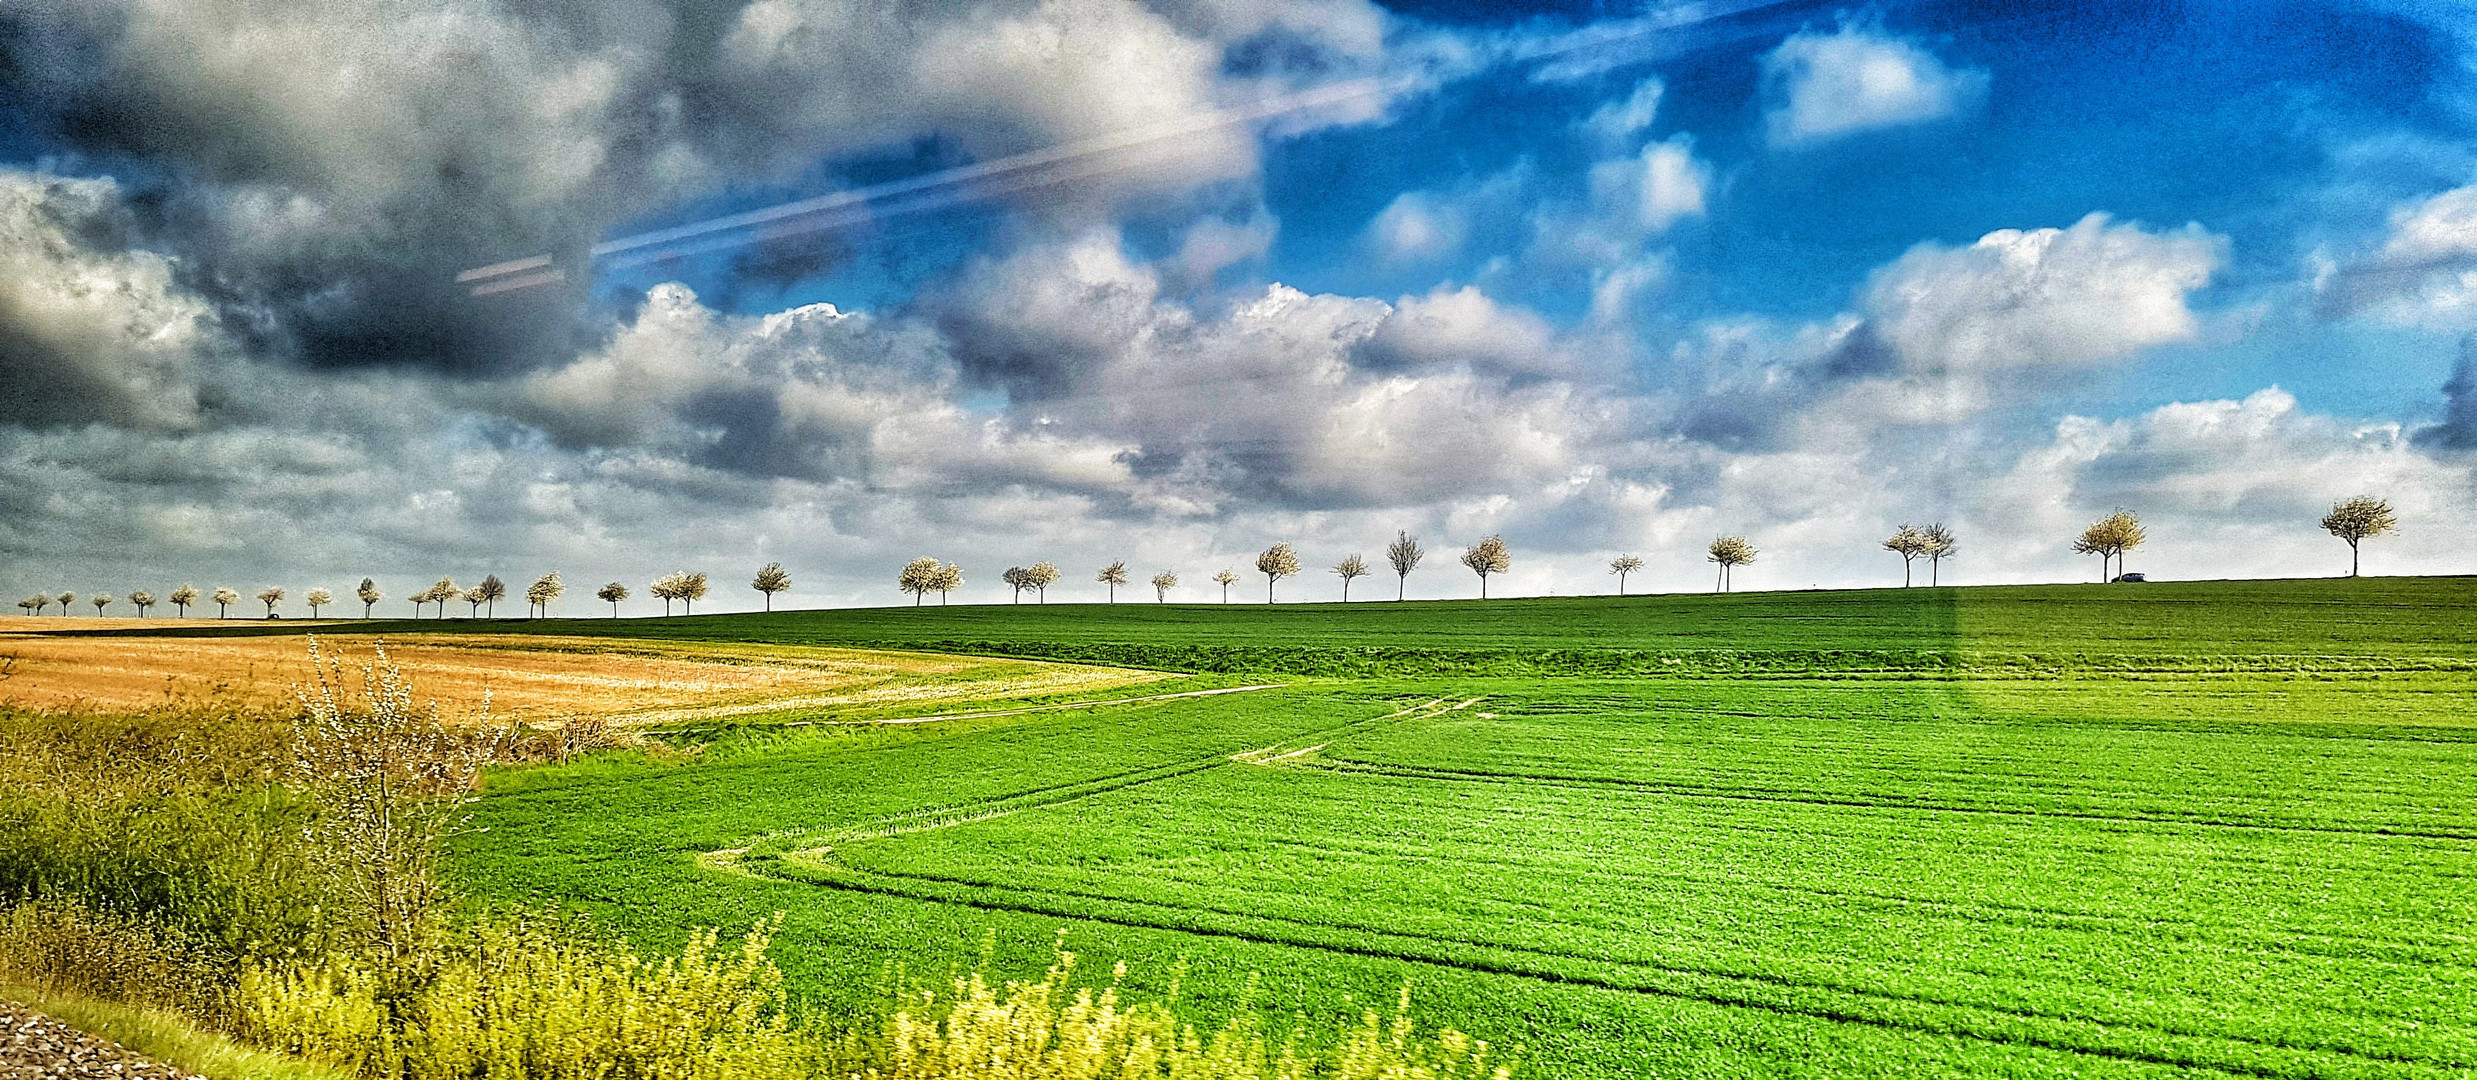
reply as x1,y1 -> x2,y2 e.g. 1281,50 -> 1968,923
4,0 -> 2477,612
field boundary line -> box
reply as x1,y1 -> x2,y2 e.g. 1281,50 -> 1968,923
643,681 -> 1287,734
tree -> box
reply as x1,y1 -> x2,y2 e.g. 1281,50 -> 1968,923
1882,524 -> 1929,587
898,558 -> 941,605
426,578 -> 457,619
212,587 -> 239,618
1151,570 -> 1178,602
462,586 -> 485,618
1386,532 -> 1424,601
1257,543 -> 1300,602
2071,522 -> 2109,581
597,581 -> 628,617
17,597 -> 40,616
527,572 -> 564,617
90,593 -> 111,615
1097,561 -> 1129,602
1003,567 -> 1031,603
169,584 -> 197,617
357,578 -> 382,618
929,563 -> 962,604
649,573 -> 681,615
473,574 -> 507,618
1609,554 -> 1643,595
128,589 -> 154,617
1333,554 -> 1370,601
305,587 -> 333,618
752,563 -> 791,610
408,588 -> 429,619
55,591 -> 73,616
259,587 -> 286,617
1920,523 -> 1957,586
1460,536 -> 1510,599
1212,569 -> 1238,602
2073,510 -> 2144,582
2321,495 -> 2398,577
1707,536 -> 1756,592
679,571 -> 710,614
1027,562 -> 1060,602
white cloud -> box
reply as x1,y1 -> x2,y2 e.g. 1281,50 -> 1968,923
1581,77 -> 1665,147
0,169 -> 220,431
1977,388 -> 2477,581
1535,134 -> 1710,268
1368,191 -> 1469,263
1761,24 -> 1988,146
1599,135 -> 1710,233
1170,210 -> 1279,287
1826,213 -> 2224,425
2317,183 -> 2477,325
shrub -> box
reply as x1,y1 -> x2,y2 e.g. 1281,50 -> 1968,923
242,913 -> 815,1080
848,937 -> 1511,1080
0,895 -> 225,1015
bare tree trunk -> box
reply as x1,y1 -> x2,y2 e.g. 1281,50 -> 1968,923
1904,559 -> 1912,587
2350,539 -> 2360,577
1715,565 -> 1724,593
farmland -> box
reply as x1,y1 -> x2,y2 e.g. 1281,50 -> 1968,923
430,577 -> 2477,1079
0,624 -> 1166,722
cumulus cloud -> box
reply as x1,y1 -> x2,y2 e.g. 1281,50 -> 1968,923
2316,183 -> 2477,324
0,0 -> 1392,377
516,281 -> 1140,495
1981,388 -> 2477,580
1834,213 -> 2223,423
930,230 -> 1608,508
1596,136 -> 1710,234
0,169 -> 220,431
1679,213 -> 2225,445
1532,135 -> 1710,269
1761,24 -> 1988,146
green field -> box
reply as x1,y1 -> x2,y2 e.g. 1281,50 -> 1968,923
445,578 -> 2477,1079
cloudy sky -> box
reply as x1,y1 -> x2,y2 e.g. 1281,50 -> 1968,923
4,0 -> 2476,611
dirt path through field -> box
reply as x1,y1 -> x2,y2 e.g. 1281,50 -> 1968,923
0,624 -> 1164,722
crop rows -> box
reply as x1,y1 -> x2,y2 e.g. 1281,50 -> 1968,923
733,683 -> 2476,1079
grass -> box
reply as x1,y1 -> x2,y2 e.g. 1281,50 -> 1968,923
434,577 -> 2477,1079
3,982 -> 349,1080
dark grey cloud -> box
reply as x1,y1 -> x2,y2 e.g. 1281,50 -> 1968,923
2417,333 -> 2477,450
0,0 -> 1391,391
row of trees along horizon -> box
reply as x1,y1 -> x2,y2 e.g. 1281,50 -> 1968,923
11,497 -> 2404,618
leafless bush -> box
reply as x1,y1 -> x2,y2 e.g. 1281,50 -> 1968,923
291,638 -> 509,964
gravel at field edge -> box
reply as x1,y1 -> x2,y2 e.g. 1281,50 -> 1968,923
1,1000 -> 205,1080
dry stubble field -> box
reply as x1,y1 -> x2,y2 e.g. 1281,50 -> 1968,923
0,617 -> 1166,723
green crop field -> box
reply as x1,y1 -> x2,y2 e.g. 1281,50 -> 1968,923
442,577 -> 2477,1079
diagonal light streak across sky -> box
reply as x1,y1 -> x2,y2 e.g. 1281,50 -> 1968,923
457,0 -> 1810,296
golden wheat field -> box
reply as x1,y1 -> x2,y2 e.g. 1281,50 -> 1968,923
0,619 -> 1163,722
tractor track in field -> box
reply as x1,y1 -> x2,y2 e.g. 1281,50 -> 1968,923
701,696 -> 1479,874
753,861 -> 2471,1080
645,681 -> 1287,735
693,685 -> 2477,1078
1299,758 -> 2477,841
